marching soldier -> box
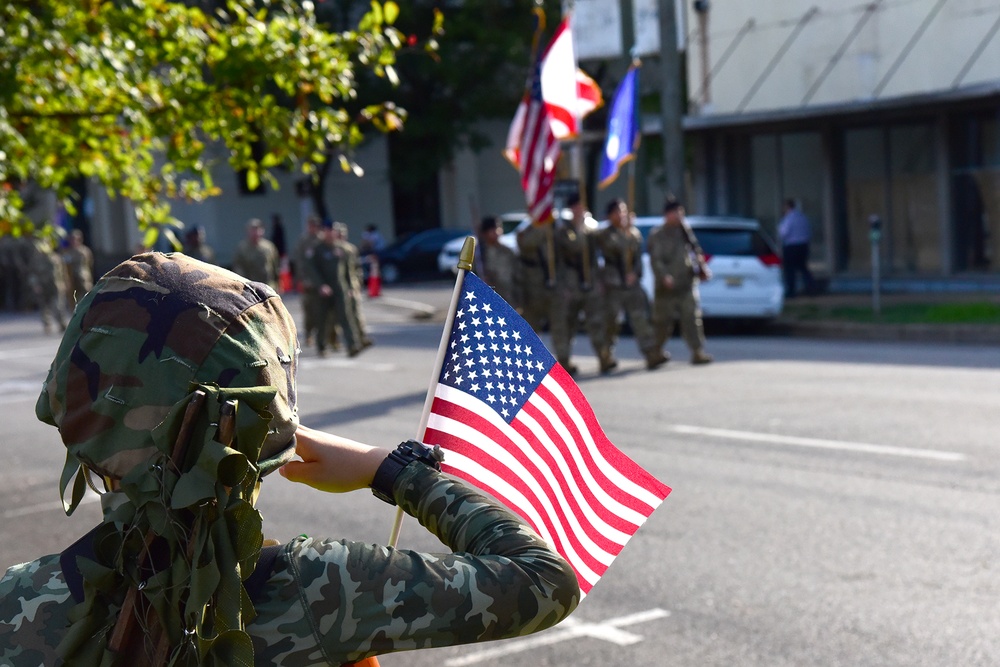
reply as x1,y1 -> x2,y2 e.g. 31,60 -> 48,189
182,225 -> 216,264
648,197 -> 713,364
62,229 -> 94,305
294,216 -> 323,347
334,222 -> 374,351
25,229 -> 68,334
516,221 -> 554,333
595,199 -> 668,372
303,221 -> 361,357
231,218 -> 280,289
475,216 -> 519,308
550,195 -> 609,376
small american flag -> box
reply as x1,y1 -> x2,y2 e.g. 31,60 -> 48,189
504,56 -> 560,225
422,272 -> 671,598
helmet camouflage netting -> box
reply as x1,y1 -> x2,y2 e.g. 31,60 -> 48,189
36,252 -> 299,510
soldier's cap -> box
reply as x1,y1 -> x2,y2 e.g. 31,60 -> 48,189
36,252 -> 299,484
663,196 -> 684,213
480,216 -> 502,233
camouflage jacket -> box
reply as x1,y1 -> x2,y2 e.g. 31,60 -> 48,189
232,239 -> 281,289
595,225 -> 643,288
0,463 -> 580,666
647,223 -> 702,294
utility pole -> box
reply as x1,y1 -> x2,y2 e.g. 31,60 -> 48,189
658,0 -> 685,198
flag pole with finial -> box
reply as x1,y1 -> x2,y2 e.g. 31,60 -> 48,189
387,237 -> 477,548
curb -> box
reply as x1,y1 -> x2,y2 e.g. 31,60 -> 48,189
776,320 -> 1000,345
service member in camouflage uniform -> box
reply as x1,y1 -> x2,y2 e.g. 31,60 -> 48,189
475,216 -> 519,307
232,218 -> 281,290
595,199 -> 668,372
26,230 -> 68,334
648,198 -> 713,364
515,221 -> 554,332
549,195 -> 609,376
334,222 -> 374,351
62,229 -> 94,305
0,252 -> 579,666
302,222 -> 361,357
294,215 -> 323,347
182,225 -> 216,264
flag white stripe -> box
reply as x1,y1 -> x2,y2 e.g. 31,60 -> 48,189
435,384 -> 638,543
537,374 -> 666,509
443,448 -> 602,588
515,407 -> 652,532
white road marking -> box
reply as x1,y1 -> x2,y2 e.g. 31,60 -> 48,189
443,608 -> 670,666
2,491 -> 102,519
670,425 -> 966,462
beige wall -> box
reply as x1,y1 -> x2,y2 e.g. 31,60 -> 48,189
689,0 -> 1000,116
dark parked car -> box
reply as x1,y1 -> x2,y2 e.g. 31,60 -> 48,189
376,228 -> 469,284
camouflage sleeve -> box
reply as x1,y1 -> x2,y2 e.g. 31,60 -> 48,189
0,555 -> 72,666
249,463 -> 580,665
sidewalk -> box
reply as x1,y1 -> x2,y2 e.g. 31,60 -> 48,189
775,290 -> 1000,345
371,281 -> 1000,346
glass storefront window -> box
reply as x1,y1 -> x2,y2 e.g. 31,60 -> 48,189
951,112 -> 1000,272
888,123 -> 940,273
844,127 -> 886,273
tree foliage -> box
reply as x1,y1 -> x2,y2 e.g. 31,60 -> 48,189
0,0 -> 407,241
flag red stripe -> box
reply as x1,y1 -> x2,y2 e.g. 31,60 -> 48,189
535,365 -> 670,504
431,382 -> 647,535
526,376 -> 668,514
425,397 -> 620,574
439,451 -> 596,597
429,425 -> 608,584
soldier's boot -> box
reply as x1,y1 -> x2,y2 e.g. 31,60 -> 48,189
691,349 -> 714,365
598,348 -> 618,375
645,349 -> 670,371
557,357 -> 579,377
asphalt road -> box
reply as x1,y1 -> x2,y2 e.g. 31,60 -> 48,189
1,286 -> 998,666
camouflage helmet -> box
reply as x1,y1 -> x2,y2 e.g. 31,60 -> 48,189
36,252 -> 299,493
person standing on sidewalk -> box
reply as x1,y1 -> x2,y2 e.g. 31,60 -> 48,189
647,197 -> 713,365
595,199 -> 667,372
778,198 -> 815,298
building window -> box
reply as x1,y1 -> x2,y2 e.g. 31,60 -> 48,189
888,123 -> 939,274
844,126 -> 886,274
951,112 -> 1000,273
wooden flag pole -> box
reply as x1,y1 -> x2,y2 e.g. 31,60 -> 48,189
387,237 -> 477,548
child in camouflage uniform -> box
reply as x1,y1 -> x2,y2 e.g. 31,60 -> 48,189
0,252 -> 579,666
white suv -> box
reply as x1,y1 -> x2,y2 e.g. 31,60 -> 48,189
630,215 -> 785,319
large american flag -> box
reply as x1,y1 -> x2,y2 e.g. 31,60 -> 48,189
422,272 -> 671,597
503,56 -> 560,225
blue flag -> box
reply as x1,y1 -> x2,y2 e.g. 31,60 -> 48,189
598,65 -> 640,189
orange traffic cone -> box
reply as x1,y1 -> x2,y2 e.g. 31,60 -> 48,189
278,258 -> 293,293
367,256 -> 382,298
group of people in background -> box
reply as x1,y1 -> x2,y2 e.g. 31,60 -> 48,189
0,228 -> 93,334
474,194 -> 714,377
293,215 -> 374,358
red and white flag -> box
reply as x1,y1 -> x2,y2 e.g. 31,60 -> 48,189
503,58 -> 560,225
422,272 -> 671,598
540,18 -> 603,139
